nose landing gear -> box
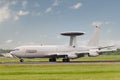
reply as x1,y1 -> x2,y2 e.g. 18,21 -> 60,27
62,56 -> 70,62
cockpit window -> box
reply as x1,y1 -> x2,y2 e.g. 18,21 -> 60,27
25,50 -> 37,53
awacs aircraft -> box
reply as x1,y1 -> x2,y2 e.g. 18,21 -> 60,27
2,26 -> 116,62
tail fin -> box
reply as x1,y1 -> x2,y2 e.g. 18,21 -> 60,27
87,26 -> 100,47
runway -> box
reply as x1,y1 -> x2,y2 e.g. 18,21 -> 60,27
1,60 -> 120,64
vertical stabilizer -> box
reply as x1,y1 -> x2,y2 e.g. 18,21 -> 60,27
87,26 -> 100,47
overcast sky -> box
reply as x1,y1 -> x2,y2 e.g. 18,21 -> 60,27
0,0 -> 120,49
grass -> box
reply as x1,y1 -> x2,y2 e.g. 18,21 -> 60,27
1,55 -> 120,62
0,55 -> 120,80
0,64 -> 120,80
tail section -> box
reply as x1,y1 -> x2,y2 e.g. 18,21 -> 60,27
87,26 -> 100,47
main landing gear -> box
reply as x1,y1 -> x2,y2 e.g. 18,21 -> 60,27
20,58 -> 24,62
49,56 -> 70,62
49,58 -> 56,62
62,58 -> 70,62
62,56 -> 70,62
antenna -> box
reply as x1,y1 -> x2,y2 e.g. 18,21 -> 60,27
61,32 -> 84,47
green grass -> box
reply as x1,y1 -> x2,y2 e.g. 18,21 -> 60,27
0,55 -> 120,80
0,64 -> 120,80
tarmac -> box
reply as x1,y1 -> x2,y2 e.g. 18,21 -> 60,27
1,60 -> 120,64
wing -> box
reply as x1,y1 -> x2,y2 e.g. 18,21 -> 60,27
76,45 -> 117,57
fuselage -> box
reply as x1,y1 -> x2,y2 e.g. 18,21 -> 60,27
10,45 -> 88,58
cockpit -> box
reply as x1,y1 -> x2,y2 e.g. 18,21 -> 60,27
10,48 -> 20,54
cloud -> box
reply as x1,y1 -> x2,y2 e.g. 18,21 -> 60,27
100,40 -> 120,47
78,40 -> 120,50
52,0 -> 59,6
13,10 -> 29,21
31,11 -> 41,16
14,15 -> 19,21
11,0 -> 18,5
0,5 -> 11,23
92,21 -> 103,26
17,10 -> 29,16
71,2 -> 82,9
0,0 -> 17,6
22,0 -> 28,9
104,21 -> 115,25
57,35 -> 61,39
44,0 -> 61,14
0,1 -> 30,24
34,2 -> 40,7
106,29 -> 112,34
45,7 -> 52,13
92,21 -> 113,26
5,40 -> 13,44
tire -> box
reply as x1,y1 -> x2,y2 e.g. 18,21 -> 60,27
62,58 -> 70,62
49,58 -> 56,62
20,59 -> 24,62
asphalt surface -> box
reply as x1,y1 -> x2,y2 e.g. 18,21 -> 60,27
1,60 -> 120,64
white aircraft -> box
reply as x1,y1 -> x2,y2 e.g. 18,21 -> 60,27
2,26 -> 116,62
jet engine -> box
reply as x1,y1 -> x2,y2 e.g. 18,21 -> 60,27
88,50 -> 99,57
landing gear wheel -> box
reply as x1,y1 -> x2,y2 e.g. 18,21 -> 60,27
49,58 -> 56,62
62,58 -> 70,62
20,58 -> 24,62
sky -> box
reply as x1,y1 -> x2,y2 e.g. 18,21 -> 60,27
0,0 -> 120,49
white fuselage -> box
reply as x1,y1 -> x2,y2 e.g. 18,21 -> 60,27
10,45 -> 88,59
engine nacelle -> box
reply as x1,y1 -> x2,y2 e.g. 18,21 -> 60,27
68,54 -> 78,59
88,51 -> 99,57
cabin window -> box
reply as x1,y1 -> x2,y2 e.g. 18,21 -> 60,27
25,50 -> 37,53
